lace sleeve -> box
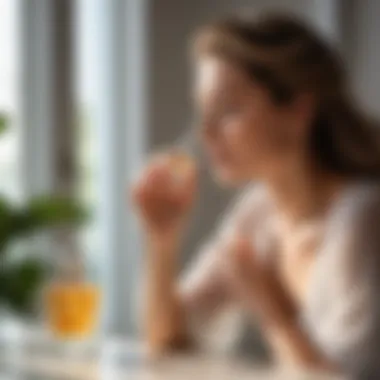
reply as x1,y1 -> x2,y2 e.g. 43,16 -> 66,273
305,184 -> 380,378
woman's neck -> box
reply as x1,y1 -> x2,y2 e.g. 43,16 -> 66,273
264,156 -> 345,225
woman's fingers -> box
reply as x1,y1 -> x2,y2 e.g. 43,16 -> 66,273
221,235 -> 252,291
131,153 -> 197,234
224,235 -> 257,277
223,234 -> 274,299
142,160 -> 171,193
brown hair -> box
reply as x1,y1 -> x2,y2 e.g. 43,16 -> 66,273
192,12 -> 380,179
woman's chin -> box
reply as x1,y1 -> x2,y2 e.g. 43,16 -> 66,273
212,168 -> 249,187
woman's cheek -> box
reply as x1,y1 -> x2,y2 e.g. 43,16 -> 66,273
223,122 -> 247,150
224,122 -> 257,161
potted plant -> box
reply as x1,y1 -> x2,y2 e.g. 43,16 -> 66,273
0,114 -> 88,317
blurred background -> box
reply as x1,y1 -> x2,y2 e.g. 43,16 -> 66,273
0,0 -> 379,340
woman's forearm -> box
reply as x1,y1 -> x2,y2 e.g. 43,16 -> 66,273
145,236 -> 190,352
229,258 -> 337,373
265,317 -> 337,373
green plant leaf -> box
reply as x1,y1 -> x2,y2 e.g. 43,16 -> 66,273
0,121 -> 89,315
0,258 -> 48,315
0,197 -> 13,253
0,195 -> 89,258
0,113 -> 8,134
26,196 -> 89,228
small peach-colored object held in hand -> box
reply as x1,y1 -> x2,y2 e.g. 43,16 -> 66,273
45,282 -> 100,339
166,151 -> 196,182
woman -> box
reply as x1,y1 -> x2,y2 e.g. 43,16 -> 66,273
133,12 -> 380,378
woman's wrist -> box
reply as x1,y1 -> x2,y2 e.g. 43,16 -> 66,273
148,231 -> 182,255
147,232 -> 182,277
147,222 -> 185,247
262,303 -> 297,335
257,275 -> 298,330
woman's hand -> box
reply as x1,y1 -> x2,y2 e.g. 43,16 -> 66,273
222,236 -> 297,329
132,154 -> 197,241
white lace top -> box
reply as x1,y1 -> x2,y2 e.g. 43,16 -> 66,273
180,180 -> 380,377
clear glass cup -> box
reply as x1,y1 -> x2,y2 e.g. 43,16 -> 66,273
45,281 -> 100,340
44,236 -> 101,341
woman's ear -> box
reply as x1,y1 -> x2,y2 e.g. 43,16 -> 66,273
289,92 -> 317,139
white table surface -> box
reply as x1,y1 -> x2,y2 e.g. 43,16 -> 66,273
0,327 -> 342,380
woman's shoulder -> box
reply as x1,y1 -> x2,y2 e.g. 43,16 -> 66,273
322,180 -> 380,266
305,181 -> 380,369
309,181 -> 380,307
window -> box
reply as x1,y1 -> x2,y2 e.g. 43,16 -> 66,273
0,0 -> 21,200
74,0 -> 147,334
75,0 -> 100,283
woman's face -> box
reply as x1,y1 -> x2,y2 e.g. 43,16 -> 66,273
194,57 -> 309,186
